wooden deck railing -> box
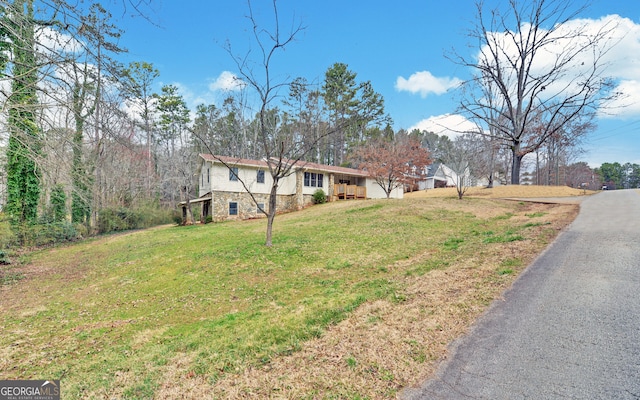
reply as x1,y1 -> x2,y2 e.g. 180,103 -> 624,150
334,184 -> 366,200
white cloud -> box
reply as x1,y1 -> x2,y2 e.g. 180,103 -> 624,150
600,80 -> 640,119
478,14 -> 640,118
208,71 -> 246,92
395,71 -> 461,97
408,114 -> 482,138
596,16 -> 640,81
36,26 -> 82,55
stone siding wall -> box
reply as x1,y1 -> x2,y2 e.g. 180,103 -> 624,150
211,191 -> 314,221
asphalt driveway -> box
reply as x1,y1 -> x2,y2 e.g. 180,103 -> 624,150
402,189 -> 640,399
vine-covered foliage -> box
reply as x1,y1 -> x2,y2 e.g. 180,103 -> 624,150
5,0 -> 41,226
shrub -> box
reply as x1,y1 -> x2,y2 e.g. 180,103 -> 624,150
74,223 -> 89,239
97,208 -> 140,233
0,250 -> 10,265
13,222 -> 79,247
138,206 -> 174,227
97,205 -> 174,234
0,214 -> 17,249
171,209 -> 183,225
312,189 -> 327,204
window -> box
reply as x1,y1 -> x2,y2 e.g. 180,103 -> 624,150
229,167 -> 239,181
229,202 -> 238,215
207,168 -> 210,183
304,172 -> 324,187
257,203 -> 265,213
257,169 -> 265,184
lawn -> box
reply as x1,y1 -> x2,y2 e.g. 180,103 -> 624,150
0,192 -> 580,398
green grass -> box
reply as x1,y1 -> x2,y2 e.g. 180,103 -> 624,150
0,197 -> 549,398
483,233 -> 525,243
0,269 -> 24,285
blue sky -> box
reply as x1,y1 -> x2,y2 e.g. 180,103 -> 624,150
111,0 -> 640,168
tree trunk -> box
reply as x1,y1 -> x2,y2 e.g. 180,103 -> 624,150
535,149 -> 540,185
487,144 -> 496,188
186,203 -> 194,224
511,150 -> 523,185
183,186 -> 194,225
265,181 -> 279,247
265,212 -> 275,247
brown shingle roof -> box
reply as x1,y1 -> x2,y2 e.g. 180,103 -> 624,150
199,154 -> 370,177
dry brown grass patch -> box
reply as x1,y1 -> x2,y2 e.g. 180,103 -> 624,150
406,184 -> 594,199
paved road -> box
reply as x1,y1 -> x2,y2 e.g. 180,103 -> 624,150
402,189 -> 640,399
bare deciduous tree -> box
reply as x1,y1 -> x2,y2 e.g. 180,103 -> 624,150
195,0 -> 340,247
442,135 -> 474,200
120,61 -> 159,197
456,0 -> 619,184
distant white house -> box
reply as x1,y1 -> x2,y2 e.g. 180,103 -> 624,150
186,154 -> 403,222
475,176 -> 503,187
419,163 -> 460,190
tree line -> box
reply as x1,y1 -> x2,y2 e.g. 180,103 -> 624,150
0,0 -> 618,246
0,0 -> 398,241
595,162 -> 640,190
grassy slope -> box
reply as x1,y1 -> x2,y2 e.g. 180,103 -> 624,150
0,194 -> 579,398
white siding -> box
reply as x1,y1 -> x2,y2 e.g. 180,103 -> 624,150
278,172 -> 297,194
198,156 -> 402,201
207,162 -> 304,196
199,163 -> 212,197
419,179 -> 434,190
366,180 -> 404,199
211,163 -> 277,194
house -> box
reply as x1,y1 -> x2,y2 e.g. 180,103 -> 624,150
419,163 -> 460,190
474,176 -> 503,187
187,154 -> 403,222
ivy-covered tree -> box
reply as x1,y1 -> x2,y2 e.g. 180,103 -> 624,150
49,184 -> 67,223
5,0 -> 42,225
0,4 -> 10,75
